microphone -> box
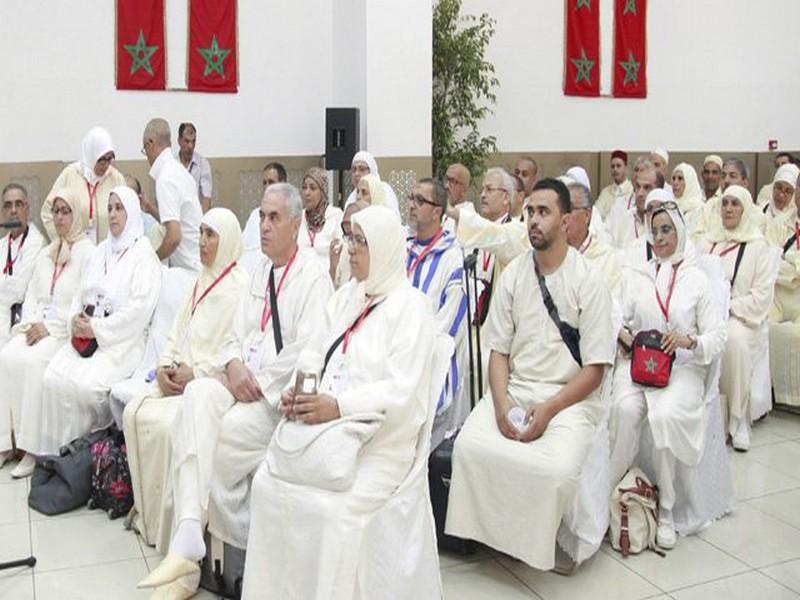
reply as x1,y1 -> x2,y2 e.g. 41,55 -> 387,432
0,221 -> 22,230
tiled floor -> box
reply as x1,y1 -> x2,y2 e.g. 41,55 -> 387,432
2,410 -> 800,599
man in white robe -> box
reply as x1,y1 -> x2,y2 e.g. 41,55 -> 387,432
241,162 -> 286,273
595,150 -> 633,221
650,148 -> 673,193
608,160 -> 663,250
442,162 -> 471,234
446,178 -> 615,573
139,183 -> 333,597
406,178 -> 469,449
0,184 -> 45,348
701,155 -> 723,203
142,118 -> 202,273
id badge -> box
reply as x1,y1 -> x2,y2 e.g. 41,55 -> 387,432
326,353 -> 349,396
42,302 -> 56,321
245,343 -> 263,375
85,224 -> 97,245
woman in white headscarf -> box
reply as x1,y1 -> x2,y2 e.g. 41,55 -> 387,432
298,167 -> 343,273
610,189 -> 726,550
763,163 -> 800,247
670,163 -> 704,239
0,189 -> 94,476
241,206 -> 438,599
120,207 -> 248,550
343,150 -> 400,214
698,186 -> 773,451
36,186 -> 160,455
41,126 -> 126,244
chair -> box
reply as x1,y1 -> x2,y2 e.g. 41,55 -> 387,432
750,247 -> 781,420
357,333 -> 453,598
636,255 -> 734,534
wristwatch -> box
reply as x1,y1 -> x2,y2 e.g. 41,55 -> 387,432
687,335 -> 697,350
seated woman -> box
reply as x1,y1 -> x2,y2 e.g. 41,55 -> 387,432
241,206 -> 438,599
298,167 -> 342,273
37,186 -> 160,455
122,207 -> 247,549
610,189 -> 726,550
0,190 -> 93,476
356,173 -> 386,207
670,162 -> 704,239
698,186 -> 774,451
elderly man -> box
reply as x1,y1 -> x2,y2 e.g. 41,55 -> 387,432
701,155 -> 723,202
139,183 -> 333,597
650,148 -> 671,191
0,184 -> 45,349
758,153 -> 795,206
514,156 -> 539,200
596,150 -> 632,221
142,118 -> 203,272
446,177 -> 614,573
177,122 -> 213,214
242,162 -> 287,269
406,178 -> 469,448
607,160 -> 663,251
443,162 -> 471,233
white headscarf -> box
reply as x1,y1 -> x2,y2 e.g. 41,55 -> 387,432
200,208 -> 244,285
80,127 -> 115,184
108,185 -> 144,255
645,188 -> 689,297
566,166 -> 592,195
48,187 -> 90,264
774,163 -> 800,188
672,162 -> 704,215
360,174 -> 386,207
351,151 -> 380,180
351,206 -> 407,300
706,185 -> 763,243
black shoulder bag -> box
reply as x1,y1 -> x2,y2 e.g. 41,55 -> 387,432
730,243 -> 747,288
533,253 -> 582,366
268,267 -> 283,354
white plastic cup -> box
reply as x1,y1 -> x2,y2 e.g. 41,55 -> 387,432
507,406 -> 527,432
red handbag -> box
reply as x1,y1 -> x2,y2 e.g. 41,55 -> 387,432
630,330 -> 674,388
71,304 -> 99,358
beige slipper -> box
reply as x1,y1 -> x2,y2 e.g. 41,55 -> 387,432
138,552 -> 200,589
149,570 -> 201,599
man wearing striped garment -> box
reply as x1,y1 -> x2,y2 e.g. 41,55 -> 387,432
406,178 -> 469,449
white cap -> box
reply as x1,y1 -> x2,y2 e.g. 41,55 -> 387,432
652,148 -> 670,164
774,163 -> 800,188
565,166 -> 591,195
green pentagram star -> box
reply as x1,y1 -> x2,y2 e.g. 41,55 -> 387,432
197,35 -> 231,78
619,51 -> 641,85
623,0 -> 637,15
575,0 -> 592,9
124,30 -> 158,76
571,49 -> 595,84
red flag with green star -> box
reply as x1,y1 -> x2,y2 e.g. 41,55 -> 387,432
613,0 -> 647,98
116,0 -> 165,90
188,0 -> 238,93
564,0 -> 600,96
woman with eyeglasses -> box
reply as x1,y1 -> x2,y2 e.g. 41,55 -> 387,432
242,205 -> 439,599
697,186 -> 773,452
0,189 -> 94,477
610,188 -> 726,550
41,126 -> 126,244
329,199 -> 369,288
670,163 -> 704,239
298,167 -> 342,274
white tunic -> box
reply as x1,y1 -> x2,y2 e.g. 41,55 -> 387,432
37,237 -> 160,454
596,179 -> 633,221
0,225 -> 45,346
446,248 -> 615,570
242,282 -> 437,599
298,205 -> 343,275
0,238 -> 92,452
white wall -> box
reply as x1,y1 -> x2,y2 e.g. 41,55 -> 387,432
0,0 -> 431,163
461,0 -> 800,152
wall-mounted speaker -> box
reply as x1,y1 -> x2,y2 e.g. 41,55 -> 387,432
325,108 -> 360,171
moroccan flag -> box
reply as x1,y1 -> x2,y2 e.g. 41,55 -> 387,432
116,0 -> 165,90
188,0 -> 238,93
613,0 -> 647,98
564,0 -> 600,97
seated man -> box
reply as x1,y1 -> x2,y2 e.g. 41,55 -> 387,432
241,161 -> 286,272
446,178 -> 615,573
139,183 -> 333,597
406,178 -> 468,448
0,183 -> 45,349
607,159 -> 664,251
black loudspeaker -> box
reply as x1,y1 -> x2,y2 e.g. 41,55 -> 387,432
325,108 -> 360,170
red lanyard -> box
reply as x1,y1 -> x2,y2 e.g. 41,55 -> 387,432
578,234 -> 593,254
86,181 -> 98,222
190,261 -> 237,316
709,242 -> 741,257
481,249 -> 493,273
655,262 -> 681,323
261,248 -> 298,332
407,228 -> 444,276
3,228 -> 28,275
307,228 -> 317,247
50,261 -> 67,296
343,298 -> 376,354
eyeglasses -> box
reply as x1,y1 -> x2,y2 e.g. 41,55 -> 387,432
407,193 -> 438,208
646,200 -> 679,213
51,207 -> 72,216
96,153 -> 114,165
481,185 -> 508,195
345,233 -> 368,249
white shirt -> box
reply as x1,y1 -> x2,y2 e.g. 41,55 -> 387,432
150,148 -> 202,272
178,150 -> 213,199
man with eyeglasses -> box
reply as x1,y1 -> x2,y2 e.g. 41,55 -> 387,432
406,178 -> 469,447
142,118 -> 203,273
177,122 -> 213,214
0,183 -> 44,348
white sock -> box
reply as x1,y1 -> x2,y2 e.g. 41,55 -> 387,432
169,518 -> 206,562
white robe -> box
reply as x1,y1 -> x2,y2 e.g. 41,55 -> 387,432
166,248 -> 332,551
242,281 -> 437,599
37,237 -> 160,454
596,179 -> 633,221
0,225 -> 45,347
298,205 -> 343,275
445,248 -> 615,570
0,238 -> 92,453
406,230 -> 469,449
768,227 -> 800,407
606,201 -> 645,250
